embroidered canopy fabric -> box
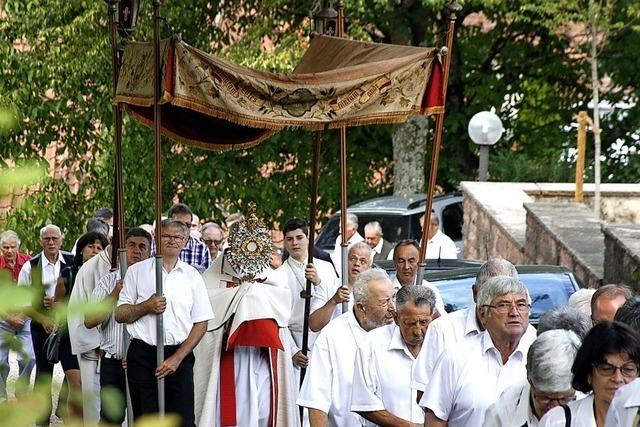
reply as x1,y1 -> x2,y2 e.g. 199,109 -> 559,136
115,35 -> 444,151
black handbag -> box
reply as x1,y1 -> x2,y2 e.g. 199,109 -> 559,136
44,331 -> 61,364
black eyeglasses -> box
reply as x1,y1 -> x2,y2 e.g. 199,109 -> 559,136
593,362 -> 639,378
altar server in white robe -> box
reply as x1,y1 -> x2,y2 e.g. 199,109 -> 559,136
308,242 -> 372,333
298,269 -> 395,427
193,215 -> 299,427
271,218 -> 337,371
351,284 -> 436,427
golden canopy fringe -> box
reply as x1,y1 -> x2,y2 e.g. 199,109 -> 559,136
115,35 -> 444,151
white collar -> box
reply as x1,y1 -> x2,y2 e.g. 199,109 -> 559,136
373,239 -> 383,254
387,324 -> 415,360
481,329 -> 526,360
464,307 -> 482,336
287,256 -> 306,269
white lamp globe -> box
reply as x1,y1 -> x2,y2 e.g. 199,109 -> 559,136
468,111 -> 504,146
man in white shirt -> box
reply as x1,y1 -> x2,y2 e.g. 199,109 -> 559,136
116,219 -> 213,427
298,269 -> 395,427
421,276 -> 537,427
392,240 -> 445,315
352,284 -> 436,427
18,224 -> 74,426
272,218 -> 337,371
421,212 -> 457,260
309,241 -> 372,332
330,213 -> 365,274
85,227 -> 152,425
411,257 -> 522,400
364,221 -> 393,262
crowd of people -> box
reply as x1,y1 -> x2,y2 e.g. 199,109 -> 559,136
0,202 -> 639,427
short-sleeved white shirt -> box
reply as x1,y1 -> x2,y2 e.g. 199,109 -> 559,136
540,394 -> 595,427
297,310 -> 367,427
351,323 -> 423,425
426,229 -> 458,259
411,307 -> 481,392
310,276 -> 354,322
605,379 -> 640,427
484,379 -> 539,427
117,257 -> 214,346
420,328 -> 535,427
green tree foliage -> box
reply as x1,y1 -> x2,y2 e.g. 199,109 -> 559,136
1,0 -> 639,252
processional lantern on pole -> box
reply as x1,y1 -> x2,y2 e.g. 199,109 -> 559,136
312,1 -> 338,36
115,0 -> 141,38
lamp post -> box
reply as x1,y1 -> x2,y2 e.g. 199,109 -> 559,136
468,110 -> 504,181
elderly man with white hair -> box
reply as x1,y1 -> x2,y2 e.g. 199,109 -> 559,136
411,258 -> 530,399
330,212 -> 365,275
364,221 -> 393,262
421,276 -> 537,427
351,284 -> 436,426
298,269 -> 395,427
484,329 -> 582,426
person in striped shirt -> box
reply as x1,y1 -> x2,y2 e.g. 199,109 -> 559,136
85,227 -> 152,425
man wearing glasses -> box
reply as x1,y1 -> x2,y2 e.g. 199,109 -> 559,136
116,218 -> 213,426
421,276 -> 537,427
200,222 -> 225,260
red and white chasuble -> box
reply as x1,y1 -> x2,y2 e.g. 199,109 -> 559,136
194,255 -> 300,427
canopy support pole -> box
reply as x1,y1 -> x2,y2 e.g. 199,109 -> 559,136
300,128 -> 323,389
107,4 -> 134,424
152,0 -> 165,416
107,0 -> 126,268
416,1 -> 461,288
336,2 -> 350,315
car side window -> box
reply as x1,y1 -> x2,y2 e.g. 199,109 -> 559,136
442,202 -> 463,240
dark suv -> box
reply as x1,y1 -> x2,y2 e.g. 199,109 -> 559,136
315,192 -> 464,255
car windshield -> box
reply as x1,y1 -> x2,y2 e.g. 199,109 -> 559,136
431,272 -> 578,323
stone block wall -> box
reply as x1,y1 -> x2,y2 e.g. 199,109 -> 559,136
603,225 -> 640,293
524,203 -> 603,288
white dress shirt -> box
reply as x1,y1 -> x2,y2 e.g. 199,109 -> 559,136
18,251 -> 69,297
297,310 -> 368,427
540,394 -> 595,427
411,307 -> 481,392
117,257 -> 214,345
273,256 -> 336,353
391,276 -> 446,316
420,328 -> 536,427
605,379 -> 640,427
91,271 -> 126,359
311,276 -> 354,322
484,380 -> 539,427
351,323 -> 423,425
426,229 -> 458,259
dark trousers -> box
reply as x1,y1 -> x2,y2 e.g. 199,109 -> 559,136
127,339 -> 195,427
99,356 -> 127,425
30,321 -> 54,425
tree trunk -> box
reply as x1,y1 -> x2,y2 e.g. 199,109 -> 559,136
589,0 -> 602,219
392,116 -> 429,197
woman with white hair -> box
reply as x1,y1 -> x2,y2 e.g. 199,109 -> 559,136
484,329 -> 581,426
540,322 -> 640,427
